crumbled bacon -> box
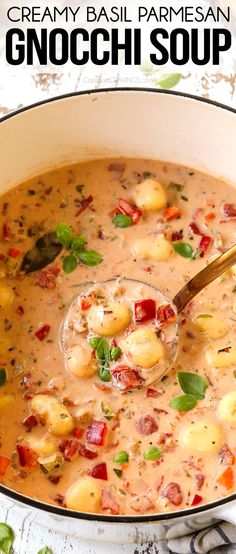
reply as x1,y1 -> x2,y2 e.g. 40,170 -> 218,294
34,265 -> 60,290
112,366 -> 143,391
101,487 -> 120,514
35,324 -> 50,341
22,415 -> 37,430
219,445 -> 235,466
108,162 -> 126,173
75,195 -> 94,216
129,495 -> 155,513
48,475 -> 61,485
156,304 -> 176,327
161,482 -> 183,506
134,299 -> 156,323
2,222 -> 11,241
171,230 -> 183,242
135,415 -> 158,436
189,221 -> 202,235
222,203 -> 236,218
195,473 -> 205,490
145,388 -> 161,398
118,197 -> 142,225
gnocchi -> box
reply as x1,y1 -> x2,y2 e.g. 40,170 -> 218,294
0,283 -> 14,308
194,315 -> 228,340
134,179 -> 167,211
26,434 -> 58,457
179,421 -> 224,454
66,342 -> 98,379
87,302 -> 131,336
218,391 -> 236,426
65,476 -> 101,512
30,394 -> 74,436
121,328 -> 165,369
131,235 -> 172,261
205,347 -> 236,368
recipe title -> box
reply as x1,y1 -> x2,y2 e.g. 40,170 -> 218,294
5,4 -> 232,66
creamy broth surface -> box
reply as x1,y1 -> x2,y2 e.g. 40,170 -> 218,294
1,158 -> 236,515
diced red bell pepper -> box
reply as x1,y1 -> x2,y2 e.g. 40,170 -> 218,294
8,247 -> 21,259
73,428 -> 84,439
86,420 -> 107,446
134,299 -> 156,323
90,462 -> 108,480
22,415 -> 37,430
16,444 -> 37,467
217,466 -> 234,490
0,455 -> 10,476
112,366 -> 143,391
145,388 -> 161,398
204,212 -> 215,221
77,442 -> 98,459
163,206 -> 181,221
191,494 -> 203,506
199,235 -> 212,257
156,304 -> 176,327
118,198 -> 142,225
189,222 -> 202,235
63,440 -> 79,461
35,324 -> 50,341
2,222 -> 11,242
223,203 -> 236,218
80,297 -> 91,311
219,445 -> 235,466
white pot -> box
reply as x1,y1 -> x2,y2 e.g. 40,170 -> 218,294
0,89 -> 236,544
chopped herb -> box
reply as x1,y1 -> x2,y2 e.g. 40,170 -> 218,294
172,241 -> 193,258
218,347 -> 231,353
113,451 -> 129,464
167,182 -> 184,192
98,367 -> 111,382
100,400 -> 115,419
62,255 -> 77,274
110,347 -> 122,361
0,523 -> 14,554
143,171 -> 152,179
170,394 -> 197,412
177,371 -> 208,400
0,369 -> 7,387
76,184 -> 84,193
40,464 -> 49,475
196,314 -> 213,319
78,250 -> 103,266
113,468 -> 123,478
181,195 -> 188,202
144,446 -> 162,461
112,214 -> 133,228
233,369 -> 236,378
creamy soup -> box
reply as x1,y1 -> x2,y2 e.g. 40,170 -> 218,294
0,158 -> 236,516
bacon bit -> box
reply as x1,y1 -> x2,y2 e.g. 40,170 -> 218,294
134,299 -> 156,323
191,494 -> 203,506
1,202 -> 9,216
0,455 -> 10,476
76,195 -> 94,216
199,235 -> 212,257
118,197 -> 142,225
204,212 -> 215,221
16,305 -> 24,316
8,247 -> 21,258
35,324 -> 50,341
195,473 -> 205,490
34,265 -> 60,290
143,265 -> 154,273
164,206 -> 181,221
16,444 -> 37,467
63,440 -> 79,461
156,304 -> 176,327
93,382 -> 112,393
129,495 -> 155,513
189,221 -> 202,236
108,162 -> 126,173
79,297 -> 91,311
145,388 -> 161,398
48,475 -> 61,485
89,462 -> 108,481
133,171 -> 143,184
101,487 -> 120,514
161,482 -> 183,506
153,408 -> 168,415
184,456 -> 203,471
0,252 -> 5,261
157,433 -> 173,445
86,420 -> 107,446
73,428 -> 84,439
112,366 -> 143,391
217,466 -> 234,490
156,476 -> 164,492
222,203 -> 236,218
22,415 -> 37,430
193,208 -> 203,220
219,445 -> 235,466
54,495 -> 65,507
2,222 -> 11,242
171,230 -> 183,242
135,415 -> 158,436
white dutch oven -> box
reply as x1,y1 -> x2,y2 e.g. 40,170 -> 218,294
0,89 -> 236,544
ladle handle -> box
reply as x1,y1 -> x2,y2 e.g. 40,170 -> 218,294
173,243 -> 236,313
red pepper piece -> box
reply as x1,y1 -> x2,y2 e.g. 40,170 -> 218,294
2,222 -> 11,242
118,198 -> 142,225
156,304 -> 176,327
73,428 -> 84,439
164,206 -> 181,221
136,415 -> 158,436
8,247 -> 21,258
191,494 -> 203,506
0,455 -> 10,476
134,299 -> 156,323
16,444 -> 37,467
86,420 -> 107,446
223,203 -> 236,218
199,235 -> 212,257
145,388 -> 161,398
22,415 -> 37,430
171,230 -> 183,242
189,222 -> 202,235
112,366 -> 143,391
90,462 -> 108,480
77,442 -> 98,459
161,482 -> 183,506
35,324 -> 50,341
219,445 -> 235,466
80,297 -> 92,311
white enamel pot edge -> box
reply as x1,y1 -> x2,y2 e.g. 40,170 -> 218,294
0,88 -> 236,544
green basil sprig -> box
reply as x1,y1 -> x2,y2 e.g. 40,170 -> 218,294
56,223 -> 102,273
170,394 -> 197,411
89,336 -> 122,382
0,523 -> 14,554
177,371 -> 208,400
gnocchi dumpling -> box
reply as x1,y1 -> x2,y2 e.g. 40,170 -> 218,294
218,391 -> 236,426
0,283 -> 14,308
205,347 -> 236,368
87,302 -> 131,337
134,179 -> 167,211
194,315 -> 228,340
179,421 -> 224,454
66,342 -> 97,379
131,235 -> 172,262
65,476 -> 101,512
121,328 -> 164,369
30,394 -> 74,436
26,434 -> 58,457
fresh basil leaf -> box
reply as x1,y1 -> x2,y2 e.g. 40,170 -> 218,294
89,337 -> 101,349
78,250 -> 103,266
97,339 -> 110,364
62,254 -> 77,274
156,73 -> 182,89
177,371 -> 208,400
37,548 -> 53,554
113,451 -> 129,464
140,60 -> 158,77
172,241 -> 193,258
170,394 -> 197,411
98,366 -> 111,382
144,447 -> 162,461
56,223 -> 73,248
0,369 -> 6,387
21,232 -> 62,274
0,523 -> 14,554
71,236 -> 86,252
110,347 -> 122,361
112,214 -> 133,228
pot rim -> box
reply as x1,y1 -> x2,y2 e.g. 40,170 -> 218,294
0,86 -> 235,523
